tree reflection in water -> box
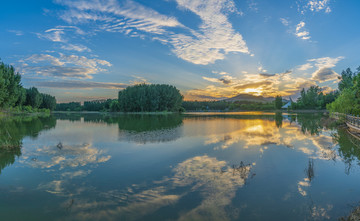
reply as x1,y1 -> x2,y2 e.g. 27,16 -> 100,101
275,112 -> 283,128
305,159 -> 315,182
54,113 -> 184,144
0,115 -> 56,174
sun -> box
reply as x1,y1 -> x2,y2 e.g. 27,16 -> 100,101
244,88 -> 262,96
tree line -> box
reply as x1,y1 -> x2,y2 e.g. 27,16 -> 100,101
182,100 -> 277,111
56,84 -> 184,112
290,86 -> 338,110
56,99 -> 116,112
0,61 -> 56,111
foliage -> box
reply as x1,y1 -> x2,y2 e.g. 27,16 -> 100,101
56,102 -> 82,111
338,68 -> 354,92
292,86 -> 338,110
0,61 -> 56,112
182,100 -> 276,111
118,84 -> 183,112
55,99 -> 116,112
182,100 -> 229,111
40,93 -> 56,111
25,87 -> 43,109
83,99 -> 113,111
109,100 -> 121,112
327,89 -> 358,115
275,96 -> 282,109
0,61 -> 23,108
0,115 -> 56,150
327,66 -> 360,114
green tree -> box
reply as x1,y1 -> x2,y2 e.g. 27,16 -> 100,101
118,84 -> 183,112
294,86 -> 328,110
0,61 -> 23,108
109,100 -> 121,112
25,87 -> 43,109
338,68 -> 354,92
327,88 -> 357,114
275,96 -> 282,109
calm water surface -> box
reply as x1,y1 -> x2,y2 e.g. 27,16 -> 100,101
1,112 -> 360,220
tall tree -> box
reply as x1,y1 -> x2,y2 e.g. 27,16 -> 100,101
0,61 -> 23,108
338,68 -> 354,92
275,96 -> 283,109
118,84 -> 183,112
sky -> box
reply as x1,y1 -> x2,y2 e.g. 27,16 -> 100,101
1,0 -> 360,103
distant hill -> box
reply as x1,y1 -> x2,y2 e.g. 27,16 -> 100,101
223,94 -> 274,103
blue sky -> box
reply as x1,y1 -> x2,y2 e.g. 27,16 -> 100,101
1,0 -> 360,102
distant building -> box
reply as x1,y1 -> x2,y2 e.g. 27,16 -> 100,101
282,97 -> 293,109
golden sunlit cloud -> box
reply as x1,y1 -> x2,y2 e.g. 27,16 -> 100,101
184,56 -> 341,101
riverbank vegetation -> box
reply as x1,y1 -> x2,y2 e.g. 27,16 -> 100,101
291,86 -> 338,110
327,67 -> 360,115
0,61 -> 56,113
182,100 -> 276,111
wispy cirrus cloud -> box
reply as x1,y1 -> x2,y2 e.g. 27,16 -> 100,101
61,43 -> 91,52
8,30 -> 24,36
18,53 -> 111,79
36,25 -> 85,42
56,0 -> 182,34
34,80 -> 127,89
55,0 -> 250,65
280,18 -> 290,26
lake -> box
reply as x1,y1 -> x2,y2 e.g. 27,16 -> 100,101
1,112 -> 360,220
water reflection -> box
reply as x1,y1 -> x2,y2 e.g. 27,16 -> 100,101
0,115 -> 56,174
0,148 -> 21,175
117,114 -> 183,144
0,115 -> 56,148
54,113 -> 184,144
275,112 -> 283,128
64,155 -> 254,221
3,112 -> 360,220
333,127 -> 360,174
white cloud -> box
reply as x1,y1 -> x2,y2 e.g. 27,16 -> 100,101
61,43 -> 91,52
308,0 -> 331,13
170,0 -> 249,65
312,68 -> 339,83
298,63 -> 313,71
295,21 -> 310,40
19,53 -> 111,79
35,80 -> 127,89
308,56 -> 344,69
297,56 -> 343,83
